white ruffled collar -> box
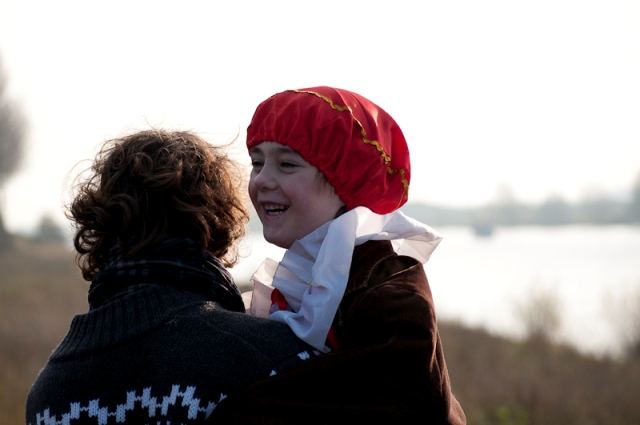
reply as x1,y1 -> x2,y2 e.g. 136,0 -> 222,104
247,206 -> 442,352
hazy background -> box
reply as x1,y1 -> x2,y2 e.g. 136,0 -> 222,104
3,3 -> 640,423
0,0 -> 639,233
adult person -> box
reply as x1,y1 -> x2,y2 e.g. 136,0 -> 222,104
211,86 -> 466,424
26,129 -> 319,424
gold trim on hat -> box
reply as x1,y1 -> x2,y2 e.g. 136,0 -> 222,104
292,89 -> 410,202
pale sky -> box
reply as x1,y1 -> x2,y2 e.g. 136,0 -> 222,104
0,0 -> 639,232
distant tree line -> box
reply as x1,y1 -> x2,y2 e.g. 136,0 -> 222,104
401,178 -> 640,227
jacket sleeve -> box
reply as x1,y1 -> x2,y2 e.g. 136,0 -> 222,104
335,254 -> 466,424
209,254 -> 465,425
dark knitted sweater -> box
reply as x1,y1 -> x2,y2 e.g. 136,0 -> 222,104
26,241 -> 318,425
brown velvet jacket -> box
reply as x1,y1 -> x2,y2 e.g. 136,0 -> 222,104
210,240 -> 466,424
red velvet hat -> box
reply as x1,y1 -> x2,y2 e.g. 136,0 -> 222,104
246,86 -> 410,214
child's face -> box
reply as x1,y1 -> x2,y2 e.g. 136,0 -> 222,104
249,142 -> 345,249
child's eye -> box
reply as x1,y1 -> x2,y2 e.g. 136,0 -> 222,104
280,162 -> 297,169
251,159 -> 264,168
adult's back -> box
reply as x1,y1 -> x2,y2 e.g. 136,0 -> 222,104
27,279 -> 315,423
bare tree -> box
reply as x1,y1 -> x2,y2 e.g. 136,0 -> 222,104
604,285 -> 640,360
514,283 -> 562,345
0,57 -> 26,250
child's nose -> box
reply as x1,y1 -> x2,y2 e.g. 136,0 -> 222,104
252,166 -> 277,190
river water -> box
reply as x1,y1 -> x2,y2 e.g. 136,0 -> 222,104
230,225 -> 640,358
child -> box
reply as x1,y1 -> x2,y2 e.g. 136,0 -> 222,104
212,87 -> 466,424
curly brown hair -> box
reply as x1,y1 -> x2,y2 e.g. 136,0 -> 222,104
68,128 -> 249,281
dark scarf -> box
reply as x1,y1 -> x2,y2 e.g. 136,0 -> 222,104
88,238 -> 245,313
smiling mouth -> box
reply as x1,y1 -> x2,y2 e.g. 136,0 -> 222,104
264,204 -> 289,216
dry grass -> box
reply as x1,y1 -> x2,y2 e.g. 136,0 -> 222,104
439,322 -> 640,424
0,237 -> 87,424
2,237 -> 640,424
